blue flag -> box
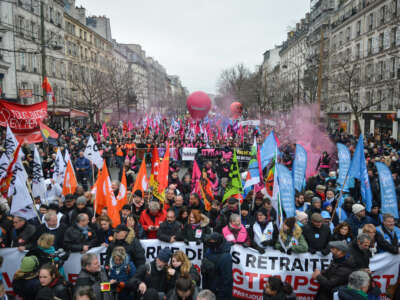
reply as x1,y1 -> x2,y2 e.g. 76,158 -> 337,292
260,131 -> 279,170
293,144 -> 307,192
337,143 -> 351,193
348,135 -> 372,211
277,164 -> 295,218
376,162 -> 398,218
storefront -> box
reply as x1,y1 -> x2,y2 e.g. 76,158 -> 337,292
48,108 -> 89,129
327,113 -> 351,133
363,112 -> 398,140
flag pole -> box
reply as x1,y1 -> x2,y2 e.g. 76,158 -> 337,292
331,172 -> 349,222
25,181 -> 43,224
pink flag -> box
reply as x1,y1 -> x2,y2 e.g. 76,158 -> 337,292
102,123 -> 109,138
128,120 -> 133,131
192,160 -> 201,194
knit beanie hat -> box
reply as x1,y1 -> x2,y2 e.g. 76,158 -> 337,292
20,256 -> 39,273
352,204 -> 365,215
157,247 -> 172,263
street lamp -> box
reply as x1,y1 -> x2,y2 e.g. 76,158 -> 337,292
282,62 -> 301,106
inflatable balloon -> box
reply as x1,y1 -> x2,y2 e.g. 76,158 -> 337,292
230,102 -> 243,119
187,91 -> 211,120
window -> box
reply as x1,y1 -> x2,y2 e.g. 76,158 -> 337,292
366,91 -> 372,107
388,88 -> 394,110
391,57 -> 396,78
21,52 -> 26,70
391,27 -> 397,48
356,43 -> 360,59
346,27 -> 351,41
49,6 -> 54,22
339,31 -> 343,46
368,13 -> 374,31
32,54 -> 37,72
380,5 -> 386,25
80,29 -> 83,39
366,63 -> 373,82
378,61 -> 384,80
356,20 -> 361,36
368,38 -> 373,55
379,33 -> 384,51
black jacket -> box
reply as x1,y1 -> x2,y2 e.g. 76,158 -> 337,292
105,238 -> 146,268
0,214 -> 13,247
157,220 -> 182,242
63,224 -> 98,252
337,286 -> 367,300
11,223 -> 37,250
348,240 -> 370,269
75,269 -> 113,300
167,265 -> 200,292
35,277 -> 71,300
303,223 -> 331,255
215,207 -> 240,233
315,255 -> 355,300
34,222 -> 67,250
12,273 -> 41,300
68,207 -> 93,224
176,222 -> 211,243
127,260 -> 168,294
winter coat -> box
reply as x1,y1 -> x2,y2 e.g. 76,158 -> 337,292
348,240 -> 370,269
75,156 -> 91,175
139,209 -> 166,239
63,224 -> 98,252
214,207 -> 241,233
331,232 -> 353,244
109,255 -> 136,288
176,215 -> 211,243
126,260 -> 169,294
249,221 -> 278,251
167,264 -> 200,292
75,269 -> 113,300
275,223 -> 309,253
315,255 -> 355,300
0,214 -> 13,247
11,223 -> 37,250
222,224 -> 250,245
167,287 -> 199,300
202,241 -> 233,300
105,238 -> 146,268
376,225 -> 400,253
345,214 -> 375,237
34,220 -> 67,250
302,223 -> 331,255
337,286 -> 368,300
12,272 -> 40,300
68,207 -> 94,224
157,220 -> 182,242
35,277 -> 71,300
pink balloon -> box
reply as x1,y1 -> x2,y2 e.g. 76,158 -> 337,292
230,102 -> 243,119
187,91 -> 211,120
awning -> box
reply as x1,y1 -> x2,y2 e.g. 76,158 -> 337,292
48,108 -> 89,118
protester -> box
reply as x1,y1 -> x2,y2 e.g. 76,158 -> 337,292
36,263 -> 71,300
12,256 -> 40,300
127,247 -> 172,300
73,286 -> 96,300
177,209 -> 211,244
312,241 -> 354,300
337,270 -> 370,300
34,212 -> 67,250
275,217 -> 308,254
75,253 -> 114,300
139,201 -> 166,239
157,209 -> 182,243
167,275 -> 199,300
249,208 -> 278,254
263,276 -> 296,300
302,213 -> 331,255
63,213 -> 98,252
348,234 -> 372,270
345,204 -> 374,236
202,233 -> 232,300
167,250 -> 201,291
11,216 -> 37,251
222,213 -> 250,246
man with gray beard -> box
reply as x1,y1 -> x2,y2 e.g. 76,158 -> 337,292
127,247 -> 171,300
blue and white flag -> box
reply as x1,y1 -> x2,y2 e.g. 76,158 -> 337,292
376,162 -> 398,218
293,144 -> 307,192
260,131 -> 279,170
337,143 -> 351,192
277,164 -> 295,218
348,135 -> 372,211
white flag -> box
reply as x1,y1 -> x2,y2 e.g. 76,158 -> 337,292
53,149 -> 66,185
5,126 -> 28,185
0,154 -> 9,180
13,205 -> 36,220
64,149 -> 70,165
32,146 -> 46,202
10,171 -> 33,215
84,136 -> 103,169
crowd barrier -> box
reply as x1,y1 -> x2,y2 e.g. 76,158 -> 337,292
0,240 -> 398,300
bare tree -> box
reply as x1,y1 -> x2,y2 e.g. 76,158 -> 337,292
69,63 -> 111,124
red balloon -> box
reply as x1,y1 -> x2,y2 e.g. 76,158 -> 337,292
187,91 -> 211,120
230,102 -> 243,118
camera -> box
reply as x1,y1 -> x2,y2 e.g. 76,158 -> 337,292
53,248 -> 70,267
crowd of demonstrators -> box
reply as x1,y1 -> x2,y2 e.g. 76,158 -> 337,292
1,119 -> 400,300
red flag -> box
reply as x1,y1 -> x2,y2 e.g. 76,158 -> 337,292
157,143 -> 170,194
42,77 -> 55,102
192,160 -> 201,194
150,147 -> 160,184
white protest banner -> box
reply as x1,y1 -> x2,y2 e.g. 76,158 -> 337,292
264,119 -> 277,126
239,120 -> 260,127
231,245 -> 400,300
182,148 -> 198,161
0,241 -> 203,294
84,136 -> 103,170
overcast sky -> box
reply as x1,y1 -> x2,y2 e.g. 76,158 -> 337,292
76,0 -> 310,94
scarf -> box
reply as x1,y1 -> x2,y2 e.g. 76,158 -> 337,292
78,225 -> 89,238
